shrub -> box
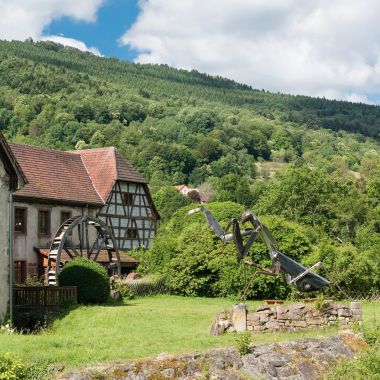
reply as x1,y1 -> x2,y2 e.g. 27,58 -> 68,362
58,258 -> 110,304
148,201 -> 320,298
0,353 -> 48,380
327,346 -> 380,379
235,332 -> 252,355
116,283 -> 135,300
363,324 -> 380,346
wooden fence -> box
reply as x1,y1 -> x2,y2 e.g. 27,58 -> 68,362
13,286 -> 77,310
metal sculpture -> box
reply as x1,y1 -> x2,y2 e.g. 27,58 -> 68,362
46,215 -> 121,285
188,207 -> 330,292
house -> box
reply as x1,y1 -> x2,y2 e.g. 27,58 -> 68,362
8,143 -> 159,282
0,133 -> 25,322
174,184 -> 210,203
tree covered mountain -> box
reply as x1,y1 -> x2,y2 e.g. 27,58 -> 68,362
0,39 -> 379,188
1,39 -> 379,297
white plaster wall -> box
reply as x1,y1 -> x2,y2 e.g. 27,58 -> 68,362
14,203 -> 97,277
0,159 -> 10,323
98,181 -> 156,250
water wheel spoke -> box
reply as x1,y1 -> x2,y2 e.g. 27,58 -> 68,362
63,247 -> 75,259
47,216 -> 121,284
78,224 -> 83,257
85,221 -> 90,258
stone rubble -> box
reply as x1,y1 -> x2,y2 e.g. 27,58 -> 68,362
58,334 -> 363,380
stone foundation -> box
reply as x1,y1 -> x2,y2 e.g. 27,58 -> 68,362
211,301 -> 362,335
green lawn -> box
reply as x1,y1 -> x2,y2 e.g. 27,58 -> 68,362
0,296 -> 378,370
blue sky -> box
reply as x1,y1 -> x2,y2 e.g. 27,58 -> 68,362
1,0 -> 380,105
43,0 -> 139,61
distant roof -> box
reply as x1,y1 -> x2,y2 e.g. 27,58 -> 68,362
175,184 -> 187,191
9,143 -> 147,206
0,133 -> 26,190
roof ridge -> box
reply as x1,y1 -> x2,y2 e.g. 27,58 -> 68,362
9,141 -> 82,157
113,147 -> 119,179
70,146 -> 115,153
78,154 -> 106,204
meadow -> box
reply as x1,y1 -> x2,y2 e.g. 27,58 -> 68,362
0,296 -> 378,370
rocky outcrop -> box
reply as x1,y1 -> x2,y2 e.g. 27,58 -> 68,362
58,334 -> 365,380
211,302 -> 362,335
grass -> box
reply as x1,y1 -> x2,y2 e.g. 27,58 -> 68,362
0,296 -> 378,370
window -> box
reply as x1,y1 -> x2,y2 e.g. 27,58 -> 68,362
60,211 -> 71,225
123,192 -> 134,206
14,208 -> 27,233
14,261 -> 26,284
127,228 -> 138,239
38,210 -> 51,235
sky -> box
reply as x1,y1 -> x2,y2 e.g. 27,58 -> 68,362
1,0 -> 380,105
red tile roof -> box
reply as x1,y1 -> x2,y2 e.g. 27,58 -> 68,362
9,143 -> 146,206
71,147 -> 147,202
35,248 -> 139,266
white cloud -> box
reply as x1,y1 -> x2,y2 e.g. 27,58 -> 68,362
41,35 -> 102,56
120,0 -> 380,104
0,0 -> 104,54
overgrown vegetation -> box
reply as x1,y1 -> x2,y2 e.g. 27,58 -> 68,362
0,353 -> 49,380
139,201 -> 379,299
58,257 -> 110,304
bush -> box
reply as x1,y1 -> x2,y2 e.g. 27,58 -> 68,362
327,346 -> 380,379
235,332 -> 252,355
0,353 -> 48,380
363,324 -> 380,346
58,258 -> 110,304
147,201 -> 322,298
116,283 -> 135,300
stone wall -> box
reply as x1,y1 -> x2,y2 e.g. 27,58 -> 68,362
211,302 -> 362,335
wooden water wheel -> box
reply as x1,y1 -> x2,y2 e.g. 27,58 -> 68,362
46,215 -> 121,285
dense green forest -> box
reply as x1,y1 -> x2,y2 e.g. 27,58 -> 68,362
0,39 -> 379,298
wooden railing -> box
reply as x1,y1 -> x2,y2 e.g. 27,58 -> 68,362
13,286 -> 77,309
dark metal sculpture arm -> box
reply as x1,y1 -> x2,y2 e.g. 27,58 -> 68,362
188,206 -> 330,293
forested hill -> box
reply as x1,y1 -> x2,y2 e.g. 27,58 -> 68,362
2,39 -> 379,298
1,39 -> 380,138
0,38 -> 380,193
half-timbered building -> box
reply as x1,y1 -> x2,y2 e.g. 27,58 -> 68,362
8,143 -> 159,282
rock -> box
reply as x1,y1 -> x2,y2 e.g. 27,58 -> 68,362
289,303 -> 305,311
276,366 -> 298,377
296,361 -> 320,380
232,303 -> 247,332
247,313 -> 259,322
63,336 -> 361,380
161,368 -> 175,377
338,308 -> 352,317
110,289 -> 120,300
256,305 -> 271,312
307,317 -> 325,325
292,320 -> 307,328
266,321 -> 280,330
